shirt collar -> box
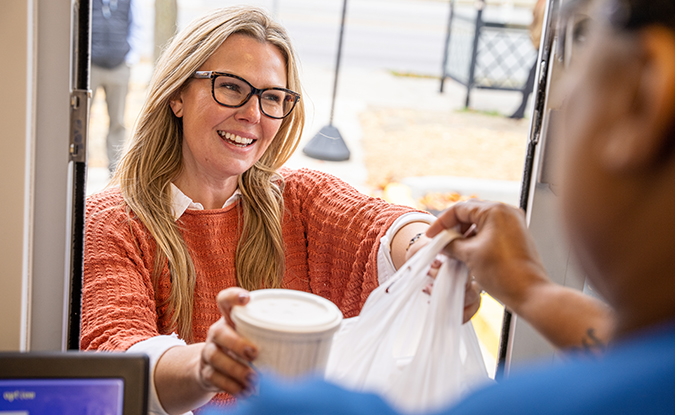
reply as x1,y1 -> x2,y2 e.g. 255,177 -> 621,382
169,183 -> 241,221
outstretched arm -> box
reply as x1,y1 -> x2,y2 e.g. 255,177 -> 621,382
427,200 -> 614,352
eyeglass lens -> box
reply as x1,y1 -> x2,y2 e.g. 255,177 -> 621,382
557,0 -> 594,68
213,74 -> 297,118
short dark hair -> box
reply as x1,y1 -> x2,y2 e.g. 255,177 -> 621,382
607,0 -> 675,31
608,0 -> 675,160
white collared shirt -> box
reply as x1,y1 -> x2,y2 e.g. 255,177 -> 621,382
169,183 -> 241,219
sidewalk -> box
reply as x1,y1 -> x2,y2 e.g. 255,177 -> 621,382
87,60 -> 530,197
89,0 -> 533,196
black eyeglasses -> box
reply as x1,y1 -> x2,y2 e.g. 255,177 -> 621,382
192,71 -> 300,119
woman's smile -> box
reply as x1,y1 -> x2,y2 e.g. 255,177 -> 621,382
218,130 -> 256,147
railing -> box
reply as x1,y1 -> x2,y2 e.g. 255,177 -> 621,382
440,0 -> 537,108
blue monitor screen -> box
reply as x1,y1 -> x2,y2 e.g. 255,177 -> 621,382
0,378 -> 123,415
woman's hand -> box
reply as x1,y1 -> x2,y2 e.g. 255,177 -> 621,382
198,288 -> 259,397
153,288 -> 260,414
424,256 -> 483,323
462,276 -> 483,323
402,222 -> 482,324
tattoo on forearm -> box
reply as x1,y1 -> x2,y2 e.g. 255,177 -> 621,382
580,328 -> 606,354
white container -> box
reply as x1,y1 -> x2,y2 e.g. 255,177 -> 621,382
231,289 -> 343,378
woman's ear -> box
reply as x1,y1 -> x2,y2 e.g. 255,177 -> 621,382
169,92 -> 184,118
602,27 -> 675,172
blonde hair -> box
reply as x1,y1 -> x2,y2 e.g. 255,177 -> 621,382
111,6 -> 305,341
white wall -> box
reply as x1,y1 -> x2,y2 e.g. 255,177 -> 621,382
30,0 -> 74,352
0,0 -> 32,352
1,0 -> 72,351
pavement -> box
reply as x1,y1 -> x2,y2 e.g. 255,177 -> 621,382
88,0 -> 534,197
87,60 -> 530,196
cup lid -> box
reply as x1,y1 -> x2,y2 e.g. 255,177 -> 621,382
231,289 -> 343,334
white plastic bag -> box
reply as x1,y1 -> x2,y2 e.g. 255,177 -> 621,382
325,229 -> 491,413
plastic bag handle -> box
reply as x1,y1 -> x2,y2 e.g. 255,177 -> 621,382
404,229 -> 462,278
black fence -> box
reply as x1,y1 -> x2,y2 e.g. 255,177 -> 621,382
440,0 -> 537,108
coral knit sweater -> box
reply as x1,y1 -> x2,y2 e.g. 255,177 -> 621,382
81,168 -> 416,406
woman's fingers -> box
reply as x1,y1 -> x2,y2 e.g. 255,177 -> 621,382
216,287 -> 251,327
193,288 -> 260,397
200,341 -> 254,395
207,316 -> 258,363
200,317 -> 258,395
423,282 -> 433,295
422,275 -> 482,323
462,280 -> 482,324
425,258 -> 483,324
426,257 -> 442,279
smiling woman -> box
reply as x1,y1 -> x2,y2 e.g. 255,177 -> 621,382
168,33 -> 290,209
79,6 -> 482,415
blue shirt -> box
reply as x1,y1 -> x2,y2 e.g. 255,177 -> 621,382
214,321 -> 675,415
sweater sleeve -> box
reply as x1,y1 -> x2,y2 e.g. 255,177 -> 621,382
81,189 -> 165,351
281,168 -> 424,317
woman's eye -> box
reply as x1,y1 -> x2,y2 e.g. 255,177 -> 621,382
262,93 -> 283,103
217,81 -> 242,93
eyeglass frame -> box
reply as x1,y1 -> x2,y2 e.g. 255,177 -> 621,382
555,0 -> 675,67
192,71 -> 301,120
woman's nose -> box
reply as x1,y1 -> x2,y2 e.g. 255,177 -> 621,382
235,95 -> 262,123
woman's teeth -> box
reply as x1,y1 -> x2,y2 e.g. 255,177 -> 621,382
219,131 -> 254,146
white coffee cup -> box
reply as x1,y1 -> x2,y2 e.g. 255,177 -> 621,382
231,289 -> 343,378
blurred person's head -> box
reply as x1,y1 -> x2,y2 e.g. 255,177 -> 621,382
556,0 -> 675,334
111,6 -> 305,340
